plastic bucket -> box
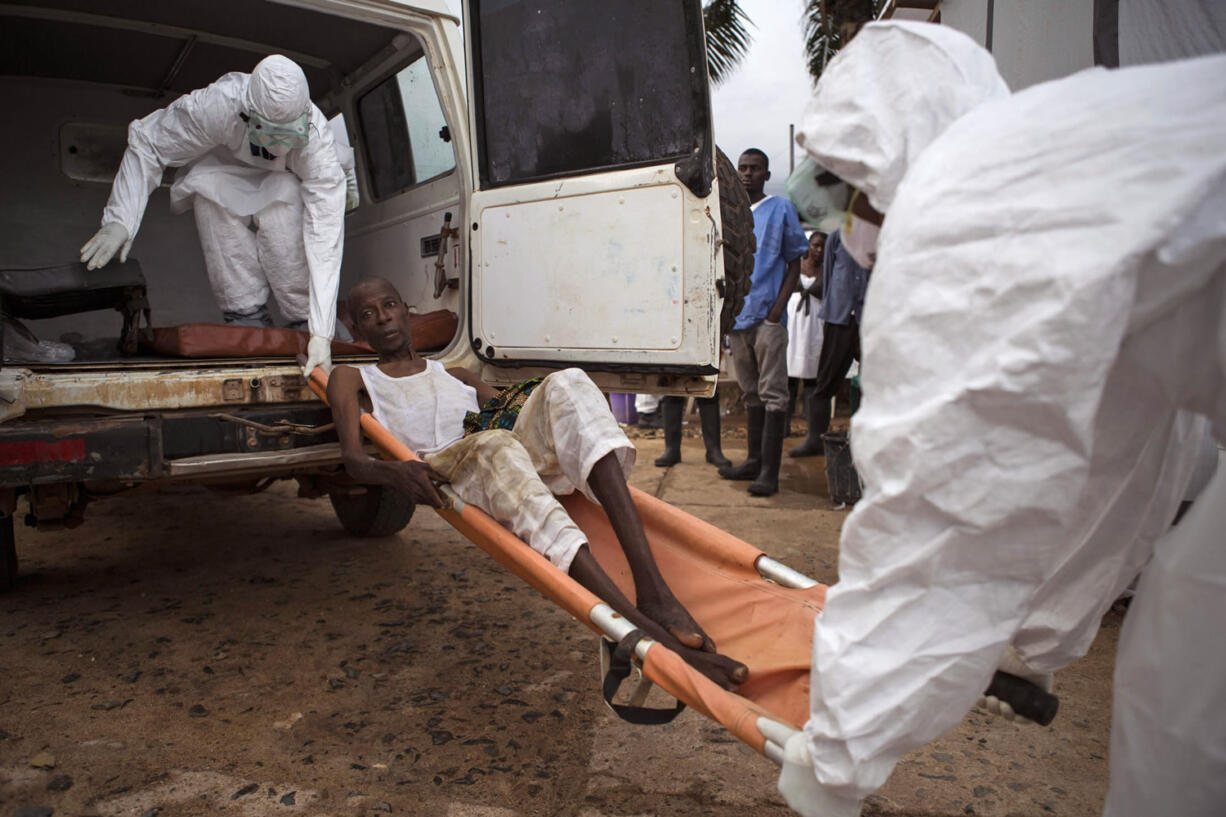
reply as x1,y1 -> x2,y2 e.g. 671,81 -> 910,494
821,432 -> 861,505
609,393 -> 638,425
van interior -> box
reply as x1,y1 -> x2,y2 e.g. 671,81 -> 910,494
0,0 -> 464,365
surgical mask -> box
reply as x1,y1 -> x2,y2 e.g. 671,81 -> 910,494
246,110 -> 311,152
842,214 -> 880,269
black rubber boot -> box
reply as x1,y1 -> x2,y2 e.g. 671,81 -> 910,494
637,409 -> 663,429
789,391 -> 830,457
698,398 -> 731,469
719,405 -> 764,480
653,397 -> 683,467
749,410 -> 787,496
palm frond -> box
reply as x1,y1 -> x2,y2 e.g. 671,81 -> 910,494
703,0 -> 754,85
802,0 -> 887,85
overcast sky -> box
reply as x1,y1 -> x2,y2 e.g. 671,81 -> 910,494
710,0 -> 816,197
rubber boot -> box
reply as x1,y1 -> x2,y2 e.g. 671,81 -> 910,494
719,405 -> 764,480
653,397 -> 683,467
789,391 -> 830,457
749,410 -> 787,496
698,398 -> 732,469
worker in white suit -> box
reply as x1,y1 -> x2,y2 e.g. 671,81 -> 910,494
79,54 -> 347,376
777,13 -> 1226,817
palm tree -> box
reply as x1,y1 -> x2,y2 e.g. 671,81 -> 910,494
703,0 -> 753,84
802,0 -> 887,84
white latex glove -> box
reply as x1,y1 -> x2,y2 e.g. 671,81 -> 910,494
302,334 -> 333,379
977,645 -> 1054,723
777,732 -> 863,817
79,223 -> 132,270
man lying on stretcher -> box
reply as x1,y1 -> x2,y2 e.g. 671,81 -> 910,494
327,277 -> 748,690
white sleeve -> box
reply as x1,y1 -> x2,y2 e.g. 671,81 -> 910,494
101,79 -> 235,238
289,106 -> 346,342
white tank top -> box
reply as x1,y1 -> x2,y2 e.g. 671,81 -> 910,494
359,359 -> 480,456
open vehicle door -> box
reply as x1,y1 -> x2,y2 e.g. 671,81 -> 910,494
462,0 -> 742,394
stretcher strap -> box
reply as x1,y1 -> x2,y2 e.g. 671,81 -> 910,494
601,631 -> 685,725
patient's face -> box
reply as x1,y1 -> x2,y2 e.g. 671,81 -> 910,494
349,279 -> 414,354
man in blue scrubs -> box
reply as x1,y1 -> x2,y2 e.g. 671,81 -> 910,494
720,148 -> 810,496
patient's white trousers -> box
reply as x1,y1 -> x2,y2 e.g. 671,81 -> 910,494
425,369 -> 635,573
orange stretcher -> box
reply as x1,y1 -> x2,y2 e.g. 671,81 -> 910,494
306,370 -> 1059,763
307,368 -> 822,761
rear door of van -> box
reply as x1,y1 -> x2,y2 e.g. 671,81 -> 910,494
462,0 -> 723,392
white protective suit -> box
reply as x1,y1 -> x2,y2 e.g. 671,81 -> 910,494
788,19 -> 1226,817
99,55 -> 345,357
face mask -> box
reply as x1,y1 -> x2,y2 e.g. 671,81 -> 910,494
842,213 -> 880,269
247,110 -> 311,152
785,157 -> 851,232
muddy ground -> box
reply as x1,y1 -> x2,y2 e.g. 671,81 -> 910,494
1,419 -> 1117,816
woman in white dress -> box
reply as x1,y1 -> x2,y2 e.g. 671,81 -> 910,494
785,232 -> 826,438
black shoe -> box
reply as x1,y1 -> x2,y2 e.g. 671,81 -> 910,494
637,409 -> 663,430
698,399 -> 732,469
789,391 -> 831,457
653,397 -> 683,467
749,410 -> 787,496
719,405 -> 764,480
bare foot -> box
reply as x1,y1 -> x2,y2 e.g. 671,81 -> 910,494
613,593 -> 747,690
672,642 -> 749,691
635,590 -> 715,653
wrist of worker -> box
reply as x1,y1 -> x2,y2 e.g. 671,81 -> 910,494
777,732 -> 864,817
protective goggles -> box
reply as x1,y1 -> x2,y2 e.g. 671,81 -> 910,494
245,110 -> 311,151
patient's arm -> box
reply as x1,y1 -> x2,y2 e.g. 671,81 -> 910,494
445,366 -> 501,404
327,365 -> 446,508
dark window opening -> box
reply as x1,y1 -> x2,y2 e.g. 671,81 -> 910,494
357,53 -> 456,201
470,0 -> 711,188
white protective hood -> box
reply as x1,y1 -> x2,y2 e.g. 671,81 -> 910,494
794,31 -> 1226,816
794,21 -> 1008,213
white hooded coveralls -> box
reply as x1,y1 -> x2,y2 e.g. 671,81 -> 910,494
101,62 -> 346,341
793,19 -> 1226,817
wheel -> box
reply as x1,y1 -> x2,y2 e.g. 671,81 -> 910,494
0,515 -> 16,593
715,146 -> 756,337
328,485 -> 415,537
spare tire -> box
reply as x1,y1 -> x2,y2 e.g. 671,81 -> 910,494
329,484 -> 415,537
715,146 -> 755,336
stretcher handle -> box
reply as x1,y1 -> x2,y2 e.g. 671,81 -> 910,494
600,630 -> 686,725
985,670 -> 1059,726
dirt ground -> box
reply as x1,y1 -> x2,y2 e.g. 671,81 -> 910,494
1,418 -> 1117,817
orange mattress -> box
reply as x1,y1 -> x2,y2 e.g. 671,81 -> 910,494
144,310 -> 458,358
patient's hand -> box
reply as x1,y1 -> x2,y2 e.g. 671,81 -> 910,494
392,461 -> 447,508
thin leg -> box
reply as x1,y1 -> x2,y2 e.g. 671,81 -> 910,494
586,453 -> 712,652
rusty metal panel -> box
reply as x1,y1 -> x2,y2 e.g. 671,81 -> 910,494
2,365 -> 326,422
0,416 -> 155,485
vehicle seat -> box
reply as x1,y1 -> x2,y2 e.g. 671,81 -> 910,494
0,260 -> 150,356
